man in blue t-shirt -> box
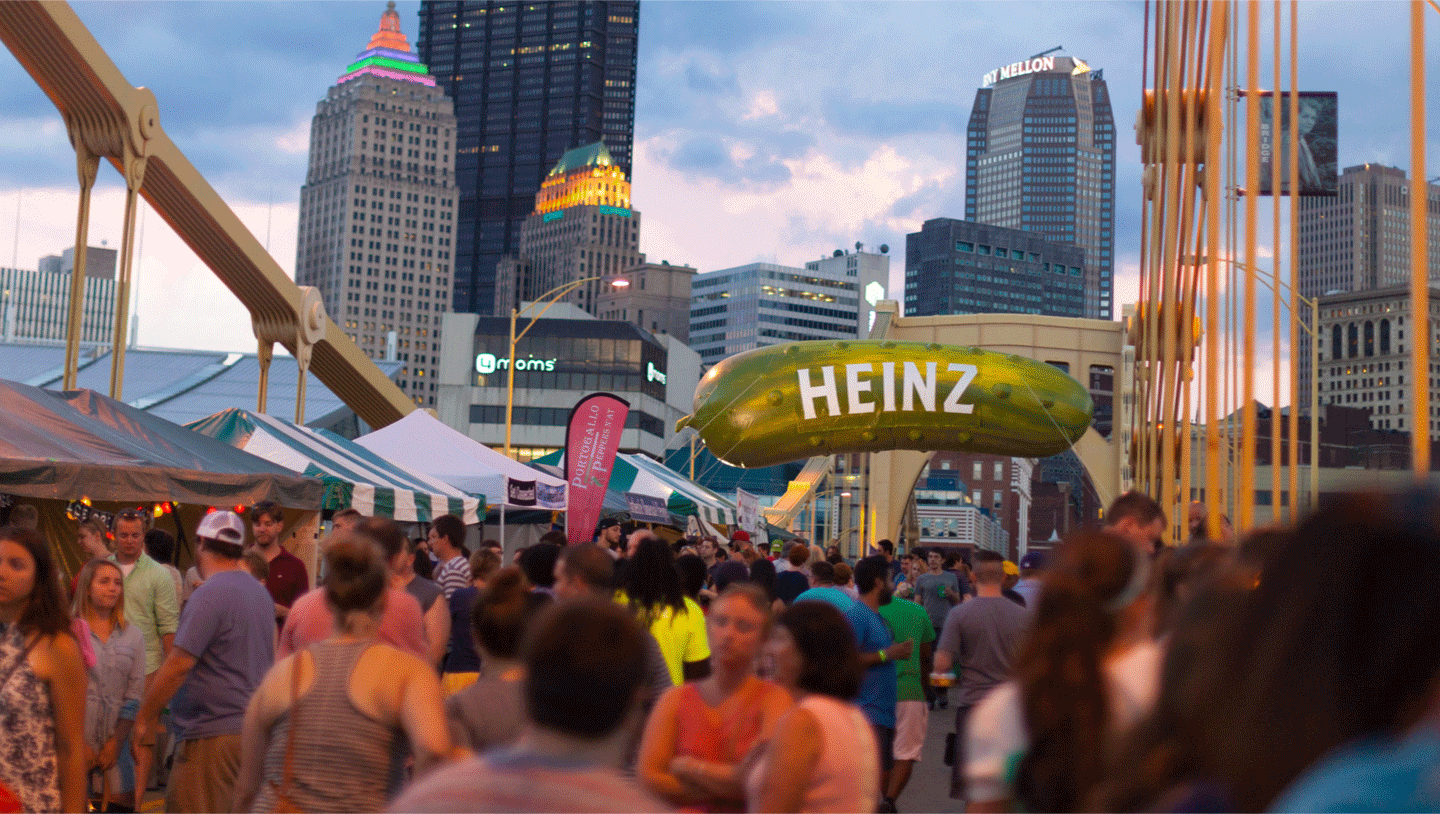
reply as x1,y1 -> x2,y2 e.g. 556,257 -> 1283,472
794,556 -> 913,805
132,511 -> 276,814
854,555 -> 915,813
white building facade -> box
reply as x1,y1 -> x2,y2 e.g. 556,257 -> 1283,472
1,245 -> 116,345
436,305 -> 701,462
689,249 -> 890,365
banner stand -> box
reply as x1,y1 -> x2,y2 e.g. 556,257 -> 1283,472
564,393 -> 631,544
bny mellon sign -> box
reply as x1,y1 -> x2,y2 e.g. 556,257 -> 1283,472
982,56 -> 1091,87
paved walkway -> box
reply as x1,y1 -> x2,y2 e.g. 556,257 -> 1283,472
893,696 -> 968,813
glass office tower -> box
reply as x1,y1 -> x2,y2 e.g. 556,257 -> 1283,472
416,1 -> 639,316
965,55 -> 1116,319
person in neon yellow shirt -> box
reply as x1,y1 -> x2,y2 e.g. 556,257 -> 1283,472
617,531 -> 710,684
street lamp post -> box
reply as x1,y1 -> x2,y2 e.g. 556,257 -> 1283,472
1248,265 -> 1320,517
504,275 -> 628,459
1185,256 -> 1321,521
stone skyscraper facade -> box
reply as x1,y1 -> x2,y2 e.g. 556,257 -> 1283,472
295,4 -> 458,407
493,141 -> 642,317
1297,163 -> 1440,300
1294,163 -> 1440,409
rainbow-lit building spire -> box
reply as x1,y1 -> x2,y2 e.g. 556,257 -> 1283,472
337,2 -> 436,88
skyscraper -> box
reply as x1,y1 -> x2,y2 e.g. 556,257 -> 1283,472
493,141 -> 643,316
1297,163 -> 1440,301
416,1 -> 640,317
295,3 -> 457,407
904,218 -> 1087,318
1294,164 -> 1440,407
965,54 -> 1116,319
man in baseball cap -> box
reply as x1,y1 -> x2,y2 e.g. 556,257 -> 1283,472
1014,550 -> 1046,608
196,510 -> 245,554
132,510 -> 277,812
595,517 -> 624,557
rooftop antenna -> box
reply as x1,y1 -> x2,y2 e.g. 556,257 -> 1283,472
1029,45 -> 1064,60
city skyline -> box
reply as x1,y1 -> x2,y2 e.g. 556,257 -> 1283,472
418,1 -> 640,317
0,1 -> 1435,409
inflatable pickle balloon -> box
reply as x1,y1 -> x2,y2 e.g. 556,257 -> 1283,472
676,340 -> 1094,468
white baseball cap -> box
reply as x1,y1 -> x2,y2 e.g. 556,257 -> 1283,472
196,510 -> 245,546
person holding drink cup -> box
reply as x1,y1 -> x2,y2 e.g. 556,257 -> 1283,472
933,550 -> 1030,801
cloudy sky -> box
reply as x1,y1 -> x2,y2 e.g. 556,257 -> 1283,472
0,0 -> 1435,406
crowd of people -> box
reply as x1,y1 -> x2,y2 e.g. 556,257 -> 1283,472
0,485 -> 1437,812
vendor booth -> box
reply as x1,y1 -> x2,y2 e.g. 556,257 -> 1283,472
0,380 -> 323,576
186,408 -> 484,525
533,450 -> 738,533
354,410 -> 565,547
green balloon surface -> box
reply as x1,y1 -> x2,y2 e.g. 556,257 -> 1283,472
677,340 -> 1095,468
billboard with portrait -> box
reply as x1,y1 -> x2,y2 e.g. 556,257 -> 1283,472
1258,91 -> 1338,196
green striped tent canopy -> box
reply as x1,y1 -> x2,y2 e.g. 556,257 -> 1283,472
534,449 -> 736,525
187,408 -> 483,524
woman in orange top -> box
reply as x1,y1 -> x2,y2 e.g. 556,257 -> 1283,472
638,583 -> 794,812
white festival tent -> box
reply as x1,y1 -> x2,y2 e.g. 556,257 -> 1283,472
354,410 -> 567,540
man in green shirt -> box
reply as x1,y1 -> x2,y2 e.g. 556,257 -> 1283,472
110,509 -> 179,674
877,594 -> 936,812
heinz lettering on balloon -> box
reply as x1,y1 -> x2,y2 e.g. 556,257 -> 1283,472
677,340 -> 1093,469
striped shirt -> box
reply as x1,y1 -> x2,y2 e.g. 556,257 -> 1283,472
256,640 -> 406,812
435,556 -> 471,600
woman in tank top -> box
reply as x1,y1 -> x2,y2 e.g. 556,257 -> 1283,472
0,525 -> 87,813
232,533 -> 460,812
73,558 -> 145,810
638,584 -> 793,812
746,600 -> 879,814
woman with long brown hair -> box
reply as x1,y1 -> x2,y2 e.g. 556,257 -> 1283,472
962,530 -> 1155,813
0,526 -> 87,812
77,518 -> 111,560
1218,491 -> 1440,811
1086,562 -> 1251,812
623,532 -> 710,684
445,566 -> 548,752
73,558 -> 146,811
